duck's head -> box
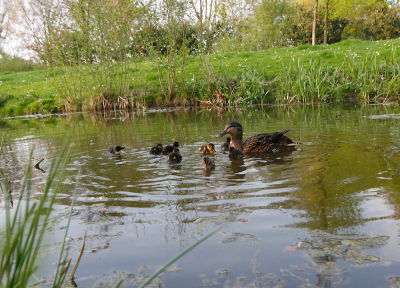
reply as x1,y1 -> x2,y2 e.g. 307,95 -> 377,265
172,147 -> 180,154
217,122 -> 243,138
115,146 -> 125,153
206,143 -> 215,153
173,141 -> 179,147
157,144 -> 163,149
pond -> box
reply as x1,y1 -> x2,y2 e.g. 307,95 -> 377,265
1,104 -> 400,287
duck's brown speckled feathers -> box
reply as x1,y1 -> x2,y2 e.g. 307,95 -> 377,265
167,148 -> 182,163
217,122 -> 298,153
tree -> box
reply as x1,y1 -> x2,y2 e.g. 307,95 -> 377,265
312,0 -> 318,45
0,0 -> 10,49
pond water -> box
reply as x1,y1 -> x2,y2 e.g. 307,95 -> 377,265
2,104 -> 400,287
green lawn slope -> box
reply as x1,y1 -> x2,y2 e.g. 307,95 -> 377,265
1,38 -> 400,115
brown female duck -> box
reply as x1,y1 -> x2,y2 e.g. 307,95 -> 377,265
217,122 -> 297,153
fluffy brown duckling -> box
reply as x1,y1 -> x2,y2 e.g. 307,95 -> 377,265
167,148 -> 182,163
221,137 -> 231,151
108,145 -> 125,154
198,143 -> 216,154
229,147 -> 244,159
217,122 -> 298,153
201,156 -> 215,169
163,141 -> 179,154
150,144 -> 163,155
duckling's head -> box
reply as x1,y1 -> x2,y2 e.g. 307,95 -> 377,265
157,144 -> 163,149
217,122 -> 243,138
226,137 -> 231,143
172,147 -> 180,154
207,143 -> 215,153
173,141 -> 179,147
115,146 -> 125,152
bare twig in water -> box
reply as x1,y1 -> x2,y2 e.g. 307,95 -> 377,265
70,230 -> 86,279
7,177 -> 13,208
34,158 -> 45,173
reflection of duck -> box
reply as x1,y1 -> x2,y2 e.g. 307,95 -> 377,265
167,148 -> 182,163
229,147 -> 244,159
198,143 -> 216,154
150,144 -> 163,155
217,122 -> 298,153
163,141 -> 179,154
108,145 -> 125,154
221,137 -> 231,151
201,156 -> 215,169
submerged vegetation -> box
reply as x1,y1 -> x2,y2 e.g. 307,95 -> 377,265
1,38 -> 400,115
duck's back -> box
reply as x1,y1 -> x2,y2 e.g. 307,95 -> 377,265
243,130 -> 293,153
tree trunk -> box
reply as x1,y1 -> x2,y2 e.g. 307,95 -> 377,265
324,0 -> 329,44
312,0 -> 318,46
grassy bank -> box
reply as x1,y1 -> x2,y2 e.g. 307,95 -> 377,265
1,38 -> 400,115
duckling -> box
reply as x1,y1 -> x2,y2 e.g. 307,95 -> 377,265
201,156 -> 215,169
163,141 -> 179,154
198,143 -> 216,154
229,147 -> 244,159
221,137 -> 231,151
108,145 -> 125,154
150,144 -> 163,155
217,122 -> 298,153
167,148 -> 182,163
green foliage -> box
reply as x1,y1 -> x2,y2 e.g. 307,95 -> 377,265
288,4 -> 348,46
363,5 -> 400,40
250,0 -> 296,48
0,52 -> 42,73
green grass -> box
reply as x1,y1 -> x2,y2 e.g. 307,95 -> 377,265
1,38 -> 400,114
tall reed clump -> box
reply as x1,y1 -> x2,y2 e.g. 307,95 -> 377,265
344,47 -> 400,101
0,136 -> 75,287
274,46 -> 400,103
274,58 -> 340,103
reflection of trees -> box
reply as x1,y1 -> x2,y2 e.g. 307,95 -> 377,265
269,139 -> 392,233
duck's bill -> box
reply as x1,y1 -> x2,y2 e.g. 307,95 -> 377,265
216,130 -> 227,138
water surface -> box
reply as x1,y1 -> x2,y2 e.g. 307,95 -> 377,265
1,105 -> 400,287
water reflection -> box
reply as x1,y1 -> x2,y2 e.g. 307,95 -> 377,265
1,105 -> 400,287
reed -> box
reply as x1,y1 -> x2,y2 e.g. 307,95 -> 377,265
0,136 -> 74,287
